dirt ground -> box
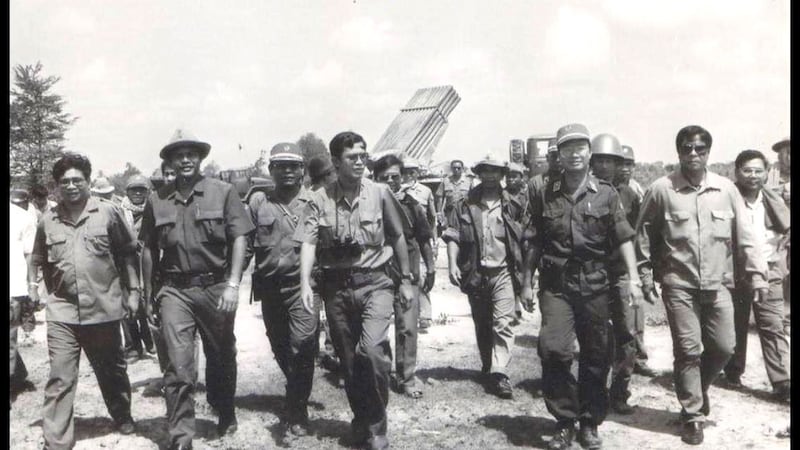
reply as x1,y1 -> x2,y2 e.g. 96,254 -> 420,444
9,245 -> 791,449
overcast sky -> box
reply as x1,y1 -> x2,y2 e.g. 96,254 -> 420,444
10,0 -> 790,176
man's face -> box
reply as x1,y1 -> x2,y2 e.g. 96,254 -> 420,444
779,146 -> 790,171
617,160 -> 634,183
530,157 -> 549,176
558,140 -> 591,173
506,172 -> 523,190
451,162 -> 464,178
402,167 -> 419,183
162,166 -> 177,184
735,157 -> 767,192
590,155 -> 620,182
58,168 -> 90,205
126,186 -> 149,206
269,161 -> 304,188
169,147 -> 202,179
476,166 -> 503,187
376,164 -> 403,193
334,142 -> 368,181
677,134 -> 710,173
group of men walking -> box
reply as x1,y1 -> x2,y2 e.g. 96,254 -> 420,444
11,123 -> 790,450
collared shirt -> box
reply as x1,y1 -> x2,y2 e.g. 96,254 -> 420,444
627,178 -> 645,202
30,197 -> 137,324
248,187 -> 312,279
635,169 -> 768,291
297,177 -> 405,270
439,175 -> 473,211
743,191 -> 779,264
530,174 -> 634,263
139,176 -> 255,275
395,190 -> 434,279
479,198 -> 508,268
10,202 -> 37,297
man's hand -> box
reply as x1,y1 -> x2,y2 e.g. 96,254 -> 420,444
145,300 -> 160,328
423,271 -> 436,293
127,290 -> 141,318
301,281 -> 315,314
398,281 -> 414,310
28,284 -> 40,306
754,287 -> 769,303
629,280 -> 645,309
217,285 -> 239,313
521,285 -> 535,313
642,285 -> 658,305
448,265 -> 461,287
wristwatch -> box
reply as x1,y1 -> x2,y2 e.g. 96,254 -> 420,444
401,273 -> 414,284
227,280 -> 241,289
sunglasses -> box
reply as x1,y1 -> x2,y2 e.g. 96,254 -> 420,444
679,143 -> 709,156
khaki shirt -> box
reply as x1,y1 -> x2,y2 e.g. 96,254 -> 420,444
635,169 -> 768,291
440,175 -> 473,211
478,198 -> 508,268
139,176 -> 255,275
297,178 -> 405,270
31,197 -> 137,324
247,187 -> 312,279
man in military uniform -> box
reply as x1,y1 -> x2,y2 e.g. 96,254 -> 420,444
504,162 -> 530,323
522,124 -> 645,450
616,145 -> 644,202
722,150 -> 790,401
298,131 -> 414,450
635,125 -> 768,445
247,143 -> 319,437
528,139 -> 561,201
766,137 -> 790,333
30,153 -> 139,449
437,159 -> 473,226
140,129 -> 254,450
443,154 -> 526,400
373,154 -> 436,400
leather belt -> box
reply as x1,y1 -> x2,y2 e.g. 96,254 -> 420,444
322,265 -> 385,286
161,271 -> 226,288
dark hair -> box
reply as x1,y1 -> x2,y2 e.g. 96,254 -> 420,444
30,184 -> 49,198
675,125 -> 713,150
329,131 -> 367,159
735,149 -> 768,170
372,154 -> 403,177
451,159 -> 464,167
161,160 -> 174,174
52,152 -> 92,182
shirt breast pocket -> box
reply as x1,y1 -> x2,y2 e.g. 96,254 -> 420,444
710,209 -> 734,241
542,208 -> 566,241
197,209 -> 227,244
254,211 -> 278,249
358,210 -> 384,246
85,226 -> 111,256
582,206 -> 610,240
45,232 -> 68,263
664,211 -> 692,241
154,215 -> 178,249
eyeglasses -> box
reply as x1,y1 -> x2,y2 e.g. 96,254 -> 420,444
343,152 -> 370,163
679,143 -> 709,156
59,177 -> 87,187
377,173 -> 402,182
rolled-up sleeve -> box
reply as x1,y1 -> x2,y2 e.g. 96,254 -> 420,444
295,198 -> 321,245
441,199 -> 462,244
108,204 -> 138,256
224,187 -> 255,240
381,185 -> 405,241
608,190 -> 635,247
30,221 -> 47,266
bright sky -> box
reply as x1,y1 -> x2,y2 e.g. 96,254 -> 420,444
10,0 -> 790,176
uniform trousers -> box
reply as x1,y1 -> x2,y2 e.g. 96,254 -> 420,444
608,274 -> 637,403
43,320 -> 131,450
321,270 -> 394,441
539,289 -> 610,425
661,286 -> 734,423
255,280 -> 319,423
393,284 -> 420,389
466,266 -> 515,376
159,283 -> 237,448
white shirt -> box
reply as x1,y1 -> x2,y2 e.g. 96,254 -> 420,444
10,202 -> 37,297
743,191 -> 779,263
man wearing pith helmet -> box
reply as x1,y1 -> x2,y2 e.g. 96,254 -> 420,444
246,142 -> 319,439
443,153 -> 526,400
522,124 -> 645,450
139,129 -> 254,450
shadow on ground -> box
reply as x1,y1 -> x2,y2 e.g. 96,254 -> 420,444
477,414 -> 555,448
606,405 -> 682,436
514,334 -> 539,349
416,366 -> 484,385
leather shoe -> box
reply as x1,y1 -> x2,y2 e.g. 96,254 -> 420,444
288,422 -> 309,437
492,374 -> 513,399
548,422 -> 575,450
115,417 -> 136,435
724,374 -> 743,388
611,399 -> 635,415
681,422 -> 704,445
578,421 -> 602,449
774,381 -> 791,403
217,414 -> 238,436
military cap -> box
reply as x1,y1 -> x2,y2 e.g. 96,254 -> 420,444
10,188 -> 29,204
269,142 -> 304,163
125,174 -> 150,190
308,154 -> 334,180
556,123 -> 591,147
620,145 -> 635,162
159,128 -> 211,160
472,153 -> 509,173
507,162 -> 526,175
404,158 -> 421,170
590,134 -> 623,159
772,137 -> 790,152
90,177 -> 115,195
547,138 -> 558,154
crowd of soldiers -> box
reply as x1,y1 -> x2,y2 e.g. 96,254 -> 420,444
8,123 -> 791,450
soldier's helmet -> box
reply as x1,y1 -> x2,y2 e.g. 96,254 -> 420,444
590,134 -> 623,159
620,145 -> 635,162
160,129 -> 211,160
472,153 -> 509,174
507,162 -> 526,175
90,177 -> 115,195
125,174 -> 151,190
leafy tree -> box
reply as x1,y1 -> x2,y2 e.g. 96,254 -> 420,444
296,132 -> 328,162
9,62 -> 77,187
202,159 -> 221,178
108,162 -> 142,195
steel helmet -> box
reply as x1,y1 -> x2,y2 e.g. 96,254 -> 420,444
620,145 -> 635,162
590,134 -> 623,159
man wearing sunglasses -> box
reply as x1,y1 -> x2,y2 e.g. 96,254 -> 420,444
298,131 -> 413,450
635,125 -> 768,445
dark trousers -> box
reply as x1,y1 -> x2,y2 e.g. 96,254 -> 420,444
123,316 -> 154,355
661,286 -> 734,423
43,321 -> 132,450
255,281 -> 319,424
321,270 -> 395,440
608,274 -> 637,402
539,289 -> 610,425
10,296 -> 29,387
159,283 -> 237,448
724,285 -> 790,387
393,284 -> 420,388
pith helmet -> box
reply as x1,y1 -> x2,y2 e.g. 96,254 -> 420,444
472,153 -> 509,174
620,145 -> 635,162
91,177 -> 115,195
507,162 -> 526,175
403,158 -> 421,171
556,123 -> 591,147
9,188 -> 29,204
125,174 -> 150,190
590,134 -> 623,159
772,137 -> 790,152
160,129 -> 211,160
269,142 -> 304,163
